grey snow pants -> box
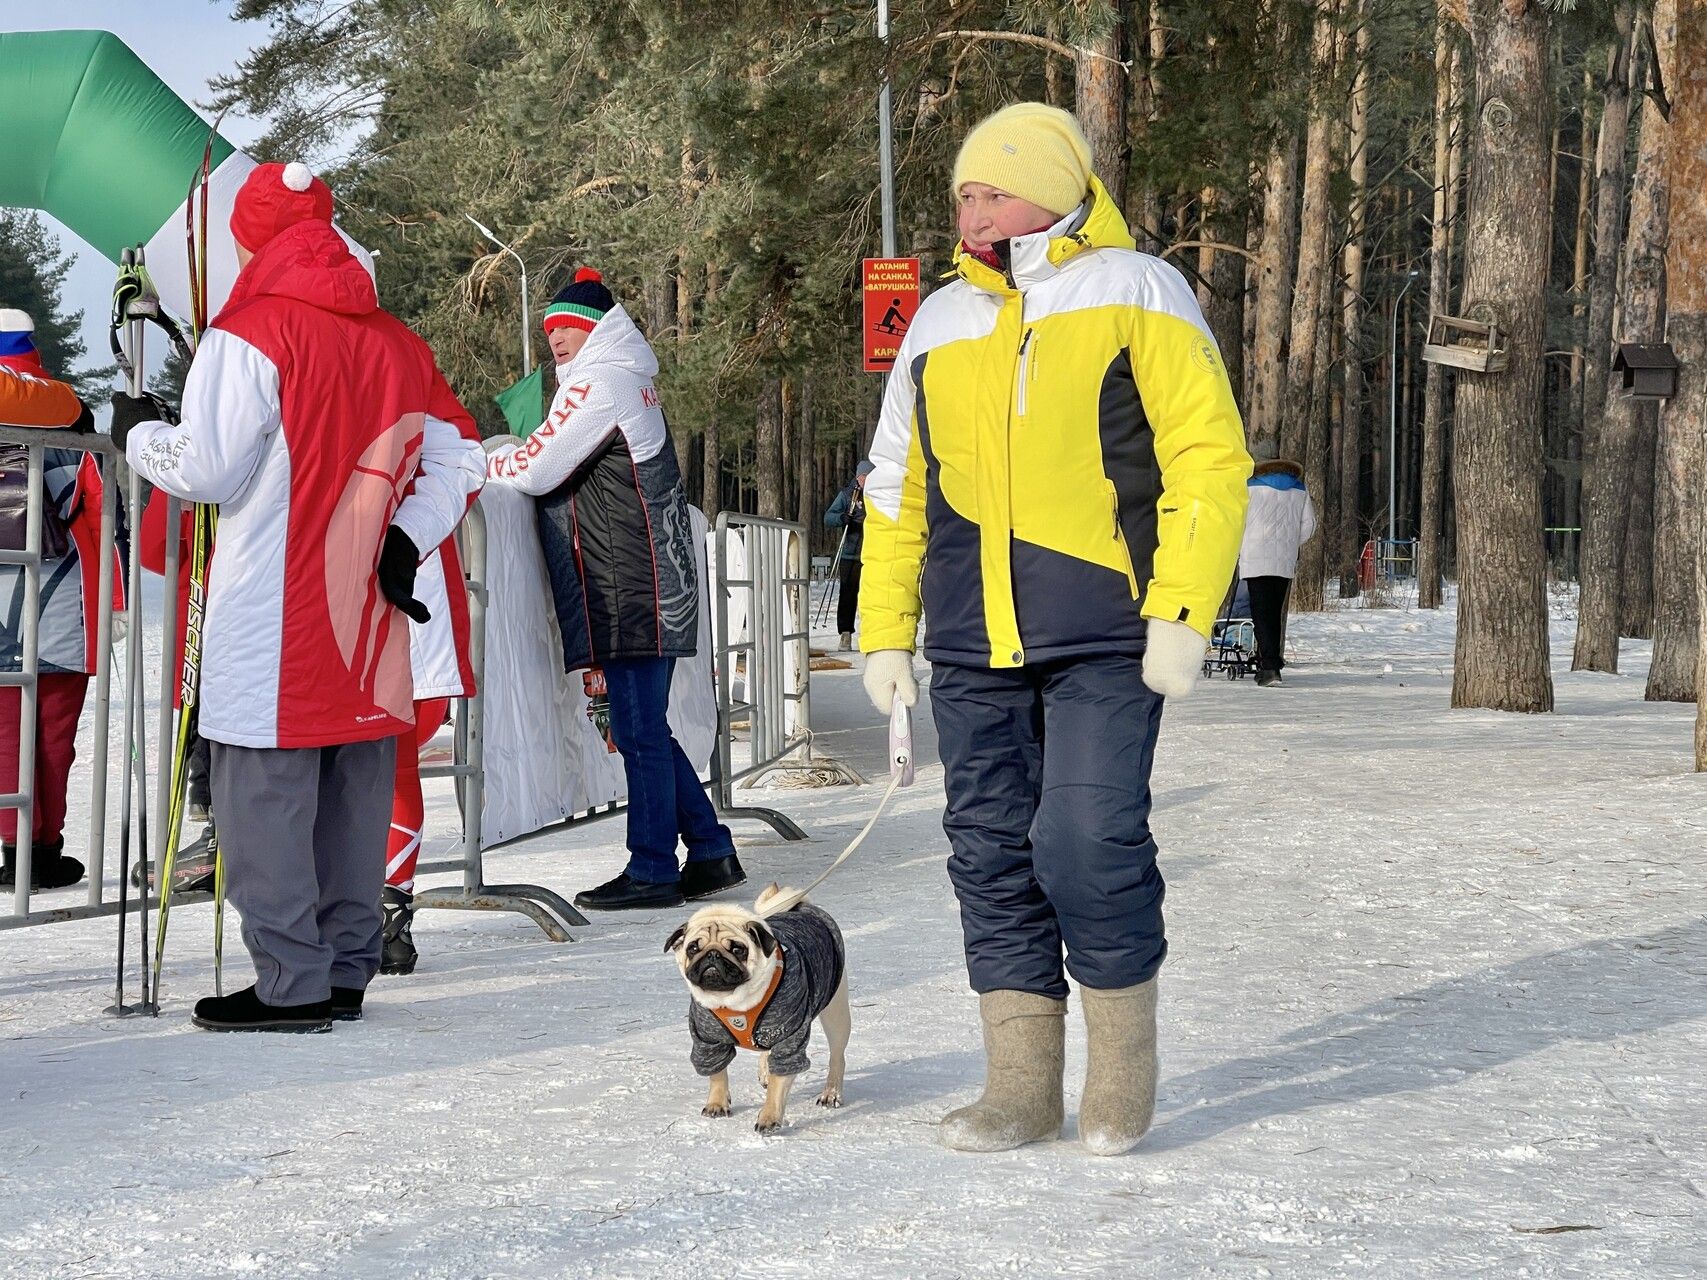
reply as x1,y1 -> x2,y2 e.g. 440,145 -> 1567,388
210,736 -> 397,1005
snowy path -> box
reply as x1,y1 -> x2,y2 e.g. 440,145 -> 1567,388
2,596 -> 1703,1278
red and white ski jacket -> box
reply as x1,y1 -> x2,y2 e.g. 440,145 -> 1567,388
141,497 -> 475,707
126,220 -> 485,749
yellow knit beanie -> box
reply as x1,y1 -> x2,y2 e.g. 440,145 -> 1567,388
952,103 -> 1093,217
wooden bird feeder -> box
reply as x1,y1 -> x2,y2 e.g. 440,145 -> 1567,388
1612,343 -> 1679,400
1421,314 -> 1509,373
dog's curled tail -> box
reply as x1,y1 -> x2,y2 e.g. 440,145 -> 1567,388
756,882 -> 805,917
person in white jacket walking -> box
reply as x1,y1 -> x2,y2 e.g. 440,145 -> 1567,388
1238,452 -> 1317,687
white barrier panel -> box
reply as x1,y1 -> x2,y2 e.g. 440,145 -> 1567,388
476,485 -> 717,847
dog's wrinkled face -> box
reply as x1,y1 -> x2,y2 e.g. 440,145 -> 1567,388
666,905 -> 779,1008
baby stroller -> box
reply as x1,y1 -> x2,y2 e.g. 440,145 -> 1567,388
1201,577 -> 1257,680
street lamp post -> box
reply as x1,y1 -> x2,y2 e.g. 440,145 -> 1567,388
877,0 -> 896,257
464,214 -> 533,377
1389,269 -> 1421,550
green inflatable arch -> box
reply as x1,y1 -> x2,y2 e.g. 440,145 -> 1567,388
0,30 -> 366,324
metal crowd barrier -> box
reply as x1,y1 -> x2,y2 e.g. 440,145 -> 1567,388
411,500 -> 587,940
0,424 -> 178,929
712,512 -> 829,837
2,450 -> 817,954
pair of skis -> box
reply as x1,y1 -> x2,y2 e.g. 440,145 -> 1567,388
109,120 -> 227,1016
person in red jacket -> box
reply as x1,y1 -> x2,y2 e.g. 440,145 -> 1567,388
0,320 -> 114,893
380,538 -> 476,976
112,162 -> 484,1032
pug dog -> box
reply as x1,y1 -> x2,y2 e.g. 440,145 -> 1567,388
665,883 -> 849,1133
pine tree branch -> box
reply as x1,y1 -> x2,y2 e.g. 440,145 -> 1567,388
1162,239 -> 1257,263
928,29 -> 1132,67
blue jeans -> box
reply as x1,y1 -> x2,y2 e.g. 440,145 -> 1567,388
602,657 -> 735,883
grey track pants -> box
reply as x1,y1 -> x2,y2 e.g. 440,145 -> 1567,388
210,736 -> 398,1006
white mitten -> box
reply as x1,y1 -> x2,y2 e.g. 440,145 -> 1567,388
863,649 -> 918,714
1142,618 -> 1206,699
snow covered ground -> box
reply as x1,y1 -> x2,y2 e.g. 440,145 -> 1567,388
2,590 -> 1704,1279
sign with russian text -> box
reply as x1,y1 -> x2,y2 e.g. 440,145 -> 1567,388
863,257 -> 920,373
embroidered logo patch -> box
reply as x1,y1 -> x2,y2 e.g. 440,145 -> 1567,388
728,1015 -> 748,1031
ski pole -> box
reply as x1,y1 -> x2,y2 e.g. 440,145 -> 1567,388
108,248 -> 155,1016
814,524 -> 848,630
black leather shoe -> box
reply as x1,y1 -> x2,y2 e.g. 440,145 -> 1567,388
573,872 -> 685,912
331,987 -> 364,1022
680,853 -> 747,901
1255,669 -> 1283,688
191,985 -> 332,1033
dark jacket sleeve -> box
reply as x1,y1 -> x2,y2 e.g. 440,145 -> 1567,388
765,1018 -> 812,1078
824,486 -> 852,529
689,1003 -> 737,1077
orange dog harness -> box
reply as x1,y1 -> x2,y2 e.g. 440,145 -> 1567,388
709,955 -> 785,1050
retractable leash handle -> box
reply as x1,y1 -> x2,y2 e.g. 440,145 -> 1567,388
889,700 -> 915,788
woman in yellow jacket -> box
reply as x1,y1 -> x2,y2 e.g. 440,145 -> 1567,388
860,104 -> 1251,1155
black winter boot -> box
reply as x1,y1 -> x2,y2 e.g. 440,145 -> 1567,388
1,837 -> 85,891
380,886 -> 418,976
331,987 -> 365,1022
129,824 -> 217,894
191,985 -> 332,1033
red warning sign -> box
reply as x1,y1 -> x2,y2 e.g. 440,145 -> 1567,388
863,257 -> 920,373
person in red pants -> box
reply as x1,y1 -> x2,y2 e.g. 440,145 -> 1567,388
0,311 -> 116,891
380,531 -> 476,975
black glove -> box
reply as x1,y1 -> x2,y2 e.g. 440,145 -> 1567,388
377,525 -> 431,624
70,400 -> 95,433
108,391 -> 177,451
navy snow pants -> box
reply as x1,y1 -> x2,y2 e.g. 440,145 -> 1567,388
930,654 -> 1166,999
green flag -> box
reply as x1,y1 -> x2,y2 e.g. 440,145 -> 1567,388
494,365 -> 545,437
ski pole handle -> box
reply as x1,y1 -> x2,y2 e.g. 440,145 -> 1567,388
889,699 -> 915,788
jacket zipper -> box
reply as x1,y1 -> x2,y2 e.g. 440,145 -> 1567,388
1109,483 -> 1140,599
1016,328 -> 1034,417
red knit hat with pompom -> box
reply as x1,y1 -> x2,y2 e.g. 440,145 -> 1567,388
230,162 -> 336,252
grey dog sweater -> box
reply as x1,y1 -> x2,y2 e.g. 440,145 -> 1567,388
688,903 -> 845,1078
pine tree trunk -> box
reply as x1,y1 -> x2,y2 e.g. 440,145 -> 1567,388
702,405 -> 721,516
1076,0 -> 1130,213
1572,5 -> 1642,671
757,375 -> 784,518
796,375 -> 816,542
1127,0 -> 1164,249
1243,201 -> 1262,410
1205,202 -> 1247,409
1621,402 -> 1658,636
1644,0 -> 1696,700
1278,0 -> 1339,466
1419,7 -> 1456,609
1248,134 -> 1299,451
1449,0 -> 1555,713
1339,0 -> 1372,599
1569,66 -> 1595,403
1295,220 -> 1337,611
780,376 -> 796,518
1670,1 -> 1707,757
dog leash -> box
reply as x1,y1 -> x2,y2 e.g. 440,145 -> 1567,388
758,700 -> 915,918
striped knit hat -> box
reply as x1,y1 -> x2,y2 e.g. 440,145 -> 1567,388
543,267 -> 615,335
0,309 -> 46,378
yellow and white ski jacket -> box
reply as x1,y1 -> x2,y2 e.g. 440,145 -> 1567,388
859,178 -> 1251,667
